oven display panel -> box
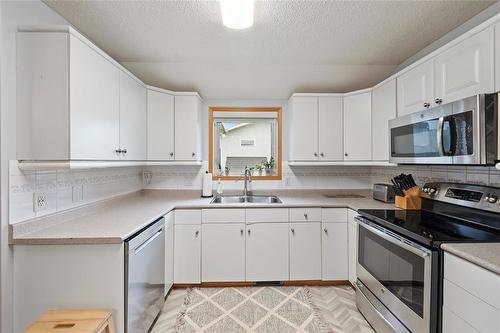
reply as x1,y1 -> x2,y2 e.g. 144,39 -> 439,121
445,188 -> 483,202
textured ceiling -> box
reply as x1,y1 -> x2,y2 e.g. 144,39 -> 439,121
44,0 -> 494,99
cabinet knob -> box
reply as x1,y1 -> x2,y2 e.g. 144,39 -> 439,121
170,152 -> 174,157
314,152 -> 318,157
320,153 -> 324,157
323,228 -> 328,234
247,229 -> 251,235
291,228 -> 295,234
115,149 -> 122,154
345,153 -> 348,157
240,229 -> 244,235
434,98 -> 443,105
192,152 -> 196,157
304,213 -> 308,219
195,230 -> 199,237
423,102 -> 430,108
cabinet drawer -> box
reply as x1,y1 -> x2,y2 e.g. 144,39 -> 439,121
290,208 -> 321,222
443,278 -> 500,333
444,253 -> 500,309
202,209 -> 245,224
175,209 -> 201,225
246,208 -> 288,223
321,208 -> 348,222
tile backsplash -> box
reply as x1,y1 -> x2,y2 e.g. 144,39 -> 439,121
9,161 -> 143,223
9,160 -> 500,224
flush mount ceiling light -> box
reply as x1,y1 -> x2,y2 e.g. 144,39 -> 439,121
220,0 -> 254,29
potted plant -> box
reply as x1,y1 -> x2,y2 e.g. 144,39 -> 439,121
254,164 -> 263,176
224,166 -> 230,176
262,157 -> 275,175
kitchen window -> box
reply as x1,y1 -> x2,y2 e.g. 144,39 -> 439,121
209,107 -> 282,180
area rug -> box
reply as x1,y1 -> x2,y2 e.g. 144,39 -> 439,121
173,286 -> 331,333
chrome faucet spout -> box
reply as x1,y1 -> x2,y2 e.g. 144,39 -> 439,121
243,166 -> 252,196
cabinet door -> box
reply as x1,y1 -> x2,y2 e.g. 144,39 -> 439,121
496,23 -> 500,92
119,72 -> 147,160
174,224 -> 201,284
164,212 -> 174,295
321,222 -> 348,280
318,97 -> 343,161
347,210 -> 358,284
397,60 -> 434,117
343,92 -> 372,161
246,223 -> 289,281
289,222 -> 321,280
175,95 -> 201,161
69,35 -> 120,160
289,97 -> 318,161
372,79 -> 396,161
147,90 -> 175,160
435,27 -> 494,105
202,223 -> 245,282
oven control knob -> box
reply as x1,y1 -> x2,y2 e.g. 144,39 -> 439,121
428,188 -> 437,195
422,187 -> 429,193
486,194 -> 498,203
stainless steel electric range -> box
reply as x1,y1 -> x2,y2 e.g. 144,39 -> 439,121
355,182 -> 500,333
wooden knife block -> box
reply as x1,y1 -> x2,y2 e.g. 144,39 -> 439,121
395,186 -> 422,210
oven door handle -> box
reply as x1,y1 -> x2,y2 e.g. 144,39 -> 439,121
437,116 -> 445,157
356,217 -> 431,258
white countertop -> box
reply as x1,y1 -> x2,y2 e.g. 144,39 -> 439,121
9,189 -> 395,245
441,243 -> 500,275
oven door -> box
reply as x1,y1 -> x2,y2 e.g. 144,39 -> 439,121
356,217 -> 433,333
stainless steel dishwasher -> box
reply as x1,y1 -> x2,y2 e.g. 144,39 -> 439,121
125,218 -> 165,333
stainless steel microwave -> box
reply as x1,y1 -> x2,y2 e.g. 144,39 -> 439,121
389,94 -> 499,165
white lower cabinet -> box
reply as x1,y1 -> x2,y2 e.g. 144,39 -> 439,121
174,224 -> 201,284
164,212 -> 174,295
289,222 -> 322,280
321,222 -> 348,280
347,209 -> 358,284
202,223 -> 246,282
246,223 -> 289,281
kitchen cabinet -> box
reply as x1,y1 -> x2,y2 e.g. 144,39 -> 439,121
347,209 -> 358,284
147,88 -> 175,160
496,22 -> 500,92
246,223 -> 289,281
289,96 -> 343,161
202,223 -> 246,282
174,95 -> 202,161
321,221 -> 349,280
434,26 -> 494,105
289,222 -> 322,280
119,71 -> 147,160
343,92 -> 372,161
174,224 -> 201,284
397,60 -> 434,117
372,79 -> 396,161
164,212 -> 174,295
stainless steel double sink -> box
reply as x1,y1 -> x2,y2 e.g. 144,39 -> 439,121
210,195 -> 282,204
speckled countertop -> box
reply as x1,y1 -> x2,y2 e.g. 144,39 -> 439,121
441,243 -> 500,275
9,189 -> 396,245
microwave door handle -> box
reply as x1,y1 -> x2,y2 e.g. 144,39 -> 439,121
437,116 -> 445,156
448,116 -> 458,155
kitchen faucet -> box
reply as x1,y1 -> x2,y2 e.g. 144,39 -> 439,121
243,166 -> 252,196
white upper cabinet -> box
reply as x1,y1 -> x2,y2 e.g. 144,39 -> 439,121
174,95 -> 202,161
289,97 -> 319,161
70,35 -> 121,160
318,97 -> 343,160
343,92 -> 372,161
147,89 -> 175,160
118,71 -> 147,160
397,60 -> 434,117
434,26 -> 494,105
372,79 -> 396,161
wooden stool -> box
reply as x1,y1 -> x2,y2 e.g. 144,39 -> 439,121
23,308 -> 115,333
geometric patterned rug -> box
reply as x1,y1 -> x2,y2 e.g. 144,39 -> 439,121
151,286 -> 374,333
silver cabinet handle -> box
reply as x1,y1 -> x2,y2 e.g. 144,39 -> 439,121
195,230 -> 199,237
424,102 -> 430,108
115,149 -> 122,153
240,229 -> 244,235
320,153 -> 324,157
122,149 -> 127,154
192,152 -> 196,157
435,98 -> 443,105
323,228 -> 328,234
247,229 -> 251,236
170,152 -> 174,157
304,213 -> 308,219
345,153 -> 348,157
291,228 -> 295,234
313,152 -> 318,157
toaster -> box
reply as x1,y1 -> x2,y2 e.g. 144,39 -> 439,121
373,183 -> 395,203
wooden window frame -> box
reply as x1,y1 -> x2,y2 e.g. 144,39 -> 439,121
209,106 -> 282,181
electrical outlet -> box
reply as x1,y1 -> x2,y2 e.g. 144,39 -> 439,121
285,177 -> 291,186
33,192 -> 47,212
72,185 -> 83,203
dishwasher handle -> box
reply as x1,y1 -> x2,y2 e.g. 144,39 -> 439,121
133,228 -> 163,255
